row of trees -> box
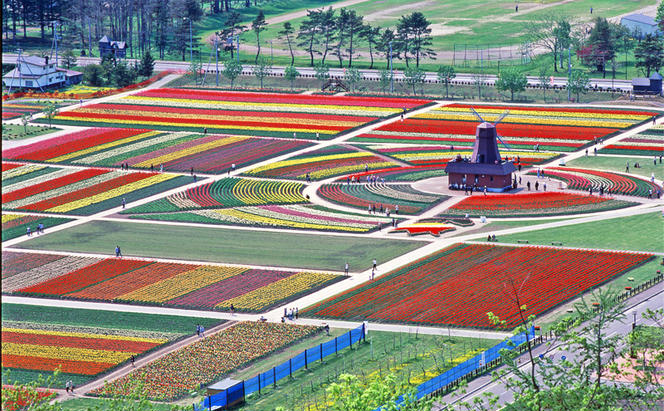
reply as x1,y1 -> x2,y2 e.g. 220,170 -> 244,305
215,8 -> 436,69
83,51 -> 154,87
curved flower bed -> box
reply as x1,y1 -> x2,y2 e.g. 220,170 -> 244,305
530,167 -> 661,197
443,192 -> 636,217
244,145 -> 399,180
124,178 -> 307,213
353,104 -> 659,151
390,222 -> 455,237
128,204 -> 391,233
340,164 -> 447,182
318,183 -> 446,215
302,243 -> 653,329
90,322 -> 320,400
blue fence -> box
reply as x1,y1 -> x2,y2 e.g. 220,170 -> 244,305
195,323 -> 366,410
379,326 -> 536,410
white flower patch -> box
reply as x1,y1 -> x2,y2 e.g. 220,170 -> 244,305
3,168 -> 80,194
3,256 -> 100,292
2,164 -> 46,180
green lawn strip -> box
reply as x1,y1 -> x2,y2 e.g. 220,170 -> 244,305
449,218 -> 572,238
235,329 -> 499,411
66,175 -> 195,216
16,220 -> 425,270
494,212 -> 664,253
536,258 -> 663,332
122,198 -> 182,214
441,199 -> 637,218
1,303 -> 222,333
51,397 -> 179,411
2,166 -> 61,186
2,368 -> 90,387
1,216 -> 72,241
1,124 -> 60,141
567,155 -> 664,181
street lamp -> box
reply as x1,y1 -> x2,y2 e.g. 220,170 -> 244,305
630,310 -> 637,358
389,41 -> 394,93
183,17 -> 193,65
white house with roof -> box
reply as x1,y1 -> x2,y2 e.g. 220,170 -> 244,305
2,55 -> 82,90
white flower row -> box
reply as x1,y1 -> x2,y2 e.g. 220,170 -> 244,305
366,184 -> 438,203
1,321 -> 181,340
3,256 -> 100,292
3,168 -> 80,194
2,164 -> 46,180
166,191 -> 200,209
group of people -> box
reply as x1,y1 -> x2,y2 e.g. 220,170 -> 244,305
26,223 -> 45,237
119,162 -> 131,170
149,164 -> 164,173
525,181 -> 547,191
368,203 -> 396,216
487,234 -> 497,242
282,307 -> 299,322
65,380 -> 75,393
196,324 -> 206,337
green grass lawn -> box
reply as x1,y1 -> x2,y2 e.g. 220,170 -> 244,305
1,124 -> 59,140
568,155 -> 664,181
495,212 -> 664,253
231,329 -> 498,411
55,397 -> 183,411
16,220 -> 425,270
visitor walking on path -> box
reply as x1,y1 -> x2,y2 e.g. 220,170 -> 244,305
115,246 -> 122,258
373,259 -> 377,270
230,304 -> 235,315
344,262 -> 349,276
121,197 -> 126,209
26,227 -> 31,237
131,355 -> 135,367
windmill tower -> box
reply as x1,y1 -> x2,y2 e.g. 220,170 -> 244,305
444,108 -> 516,192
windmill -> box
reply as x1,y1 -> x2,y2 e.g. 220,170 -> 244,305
468,108 -> 511,164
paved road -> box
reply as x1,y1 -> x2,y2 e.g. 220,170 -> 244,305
435,285 -> 664,409
1,53 -> 634,91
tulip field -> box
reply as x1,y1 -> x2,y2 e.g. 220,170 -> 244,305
599,126 -> 664,157
244,144 -> 400,180
371,146 -> 557,167
2,213 -> 72,241
317,183 -> 447,214
529,167 -> 662,197
127,204 -> 392,233
352,104 -> 659,151
4,250 -> 341,312
91,322 -> 320,400
302,243 -> 653,328
1,303 -> 222,386
443,192 -> 636,217
40,89 -> 431,139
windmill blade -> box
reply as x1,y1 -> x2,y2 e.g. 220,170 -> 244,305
493,110 -> 510,126
469,107 -> 485,123
496,134 -> 512,152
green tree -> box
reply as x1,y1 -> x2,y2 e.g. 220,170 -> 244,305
327,373 -> 433,411
344,67 -> 362,91
252,10 -> 267,64
43,102 -> 58,128
437,65 -> 456,98
404,66 -> 425,95
284,65 -> 299,91
634,34 -> 664,77
112,61 -> 137,87
223,59 -> 242,89
495,67 -> 528,101
217,11 -> 246,61
361,25 -> 381,69
657,2 -> 664,32
296,9 -> 322,67
567,69 -> 590,102
138,51 -> 155,77
278,22 -> 296,66
314,62 -> 330,86
585,17 -> 617,76
537,66 -> 550,102
252,57 -> 271,89
397,12 -> 435,67
83,64 -> 104,86
188,61 -> 202,85
379,68 -> 392,94
472,72 -> 488,99
61,48 -> 77,69
377,28 -> 398,70
526,15 -> 573,73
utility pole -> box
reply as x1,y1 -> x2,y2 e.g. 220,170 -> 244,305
52,21 -> 59,67
568,45 -> 571,102
87,17 -> 92,57
389,41 -> 394,93
215,37 -> 219,87
236,35 -> 240,63
189,18 -> 193,65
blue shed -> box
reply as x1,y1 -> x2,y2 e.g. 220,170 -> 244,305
620,14 -> 660,39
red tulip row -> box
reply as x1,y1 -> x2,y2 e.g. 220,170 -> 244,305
3,169 -> 109,203
302,244 -> 651,328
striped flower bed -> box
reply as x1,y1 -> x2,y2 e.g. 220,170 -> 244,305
372,146 -> 557,167
1,101 -> 68,121
91,322 -> 320,400
318,183 -> 446,215
443,192 -> 636,217
302,243 -> 653,328
244,145 -> 400,180
5,252 -> 341,312
353,104 -> 659,151
530,167 -> 661,197
1,213 -> 73,241
598,131 -> 664,157
41,89 -> 430,139
123,178 -> 306,214
2,168 -> 192,215
340,164 -> 448,182
127,204 -> 391,233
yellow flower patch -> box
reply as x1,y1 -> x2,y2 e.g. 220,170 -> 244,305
2,327 -> 166,344
2,342 -> 134,364
247,152 -> 372,174
2,214 -> 23,224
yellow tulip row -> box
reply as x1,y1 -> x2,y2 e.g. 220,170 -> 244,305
415,112 -> 633,129
2,164 -> 46,180
3,342 -> 134,364
231,179 -> 306,205
133,136 -> 246,169
46,173 -> 177,213
3,327 -> 167,344
117,265 -> 247,303
435,106 -> 652,121
306,162 -> 395,179
216,271 -> 339,311
210,208 -> 365,232
247,151 -> 373,174
2,214 -> 23,224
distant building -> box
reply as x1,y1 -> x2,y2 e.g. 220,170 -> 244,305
2,55 -> 82,90
620,14 -> 660,39
99,35 -> 127,58
632,72 -> 663,95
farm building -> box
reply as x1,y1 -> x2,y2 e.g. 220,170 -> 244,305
620,14 -> 660,38
632,72 -> 663,95
99,35 -> 127,58
2,55 -> 82,90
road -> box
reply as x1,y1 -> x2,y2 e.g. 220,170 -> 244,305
435,284 -> 664,410
1,53 -> 634,92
